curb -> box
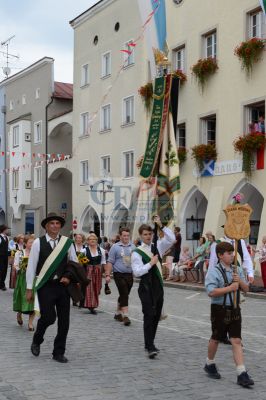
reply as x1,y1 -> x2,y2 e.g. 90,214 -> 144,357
134,279 -> 266,300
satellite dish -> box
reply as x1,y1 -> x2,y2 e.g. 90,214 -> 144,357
3,67 -> 11,77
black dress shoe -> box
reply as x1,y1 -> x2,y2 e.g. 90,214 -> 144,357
0,286 -> 7,291
53,354 -> 68,363
31,342 -> 40,357
90,308 -> 97,315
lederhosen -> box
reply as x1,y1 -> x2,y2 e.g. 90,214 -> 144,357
210,264 -> 242,341
33,236 -> 70,356
137,244 -> 164,351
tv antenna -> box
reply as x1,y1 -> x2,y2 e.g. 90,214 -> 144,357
1,35 -> 19,78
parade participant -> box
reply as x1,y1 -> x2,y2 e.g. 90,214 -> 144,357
105,227 -> 135,326
0,224 -> 10,291
10,234 -> 25,289
13,235 -> 35,330
257,235 -> 266,288
131,216 -> 175,359
84,233 -> 106,314
204,242 -> 254,387
208,232 -> 254,283
26,213 -> 78,363
74,233 -> 86,255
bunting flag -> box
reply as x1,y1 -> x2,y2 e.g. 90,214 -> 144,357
0,151 -> 71,159
260,0 -> 266,14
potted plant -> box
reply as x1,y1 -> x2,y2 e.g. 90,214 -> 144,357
138,82 -> 153,112
177,147 -> 188,165
233,132 -> 266,177
234,37 -> 265,75
191,144 -> 217,172
172,69 -> 187,85
191,57 -> 218,91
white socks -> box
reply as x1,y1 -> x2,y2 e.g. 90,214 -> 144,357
236,365 -> 246,375
206,357 -> 215,365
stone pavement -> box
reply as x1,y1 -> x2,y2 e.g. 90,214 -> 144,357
1,283 -> 266,400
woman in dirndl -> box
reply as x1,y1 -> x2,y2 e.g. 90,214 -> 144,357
84,233 -> 106,314
9,234 -> 25,289
74,233 -> 87,307
13,235 -> 35,330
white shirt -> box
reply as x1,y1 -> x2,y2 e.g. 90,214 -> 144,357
26,234 -> 78,289
208,237 -> 254,277
131,227 -> 176,278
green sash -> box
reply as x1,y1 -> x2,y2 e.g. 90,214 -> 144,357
133,247 -> 163,288
34,236 -> 73,291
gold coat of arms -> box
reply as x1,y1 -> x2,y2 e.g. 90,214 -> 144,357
223,204 -> 253,240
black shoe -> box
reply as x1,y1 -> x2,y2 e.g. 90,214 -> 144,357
147,349 -> 158,359
90,308 -> 97,315
114,314 -> 123,322
0,286 -> 7,291
237,371 -> 254,387
53,354 -> 68,363
31,342 -> 40,357
204,363 -> 221,379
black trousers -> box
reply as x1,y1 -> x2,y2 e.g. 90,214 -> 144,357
0,255 -> 8,288
138,282 -> 164,351
33,280 -> 70,356
113,272 -> 133,308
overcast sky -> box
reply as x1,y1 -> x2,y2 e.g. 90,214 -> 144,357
0,0 -> 98,82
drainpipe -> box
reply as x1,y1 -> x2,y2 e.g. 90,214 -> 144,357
1,100 -> 7,224
45,96 -> 54,218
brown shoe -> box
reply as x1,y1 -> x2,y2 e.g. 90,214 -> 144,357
114,314 -> 123,322
180,277 -> 186,283
123,316 -> 131,326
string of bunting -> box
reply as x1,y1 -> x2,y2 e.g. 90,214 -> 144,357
0,151 -> 71,160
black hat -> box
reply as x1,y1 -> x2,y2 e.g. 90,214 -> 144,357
41,213 -> 65,229
0,224 -> 9,233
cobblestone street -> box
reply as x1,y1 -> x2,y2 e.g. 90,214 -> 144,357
1,282 -> 266,400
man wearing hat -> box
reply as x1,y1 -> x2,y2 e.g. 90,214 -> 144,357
0,224 -> 9,290
26,213 -> 77,363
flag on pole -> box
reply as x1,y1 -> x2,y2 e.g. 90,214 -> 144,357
260,0 -> 266,14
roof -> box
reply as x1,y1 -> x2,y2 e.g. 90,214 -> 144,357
69,0 -> 103,25
53,82 -> 73,99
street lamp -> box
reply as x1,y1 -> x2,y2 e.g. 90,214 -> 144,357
88,174 -> 113,240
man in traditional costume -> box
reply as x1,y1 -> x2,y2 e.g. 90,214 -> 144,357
0,224 -> 10,291
26,213 -> 77,363
131,216 -> 175,359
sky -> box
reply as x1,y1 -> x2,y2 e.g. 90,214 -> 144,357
0,0 -> 98,83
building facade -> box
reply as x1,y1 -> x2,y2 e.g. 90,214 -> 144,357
167,0 -> 266,261
70,0 -> 148,238
0,86 -> 7,224
2,58 -> 73,236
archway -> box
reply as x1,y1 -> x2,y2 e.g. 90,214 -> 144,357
80,205 -> 100,237
48,168 -> 72,235
179,186 -> 208,252
228,180 -> 264,244
109,203 -> 129,238
49,122 -> 72,156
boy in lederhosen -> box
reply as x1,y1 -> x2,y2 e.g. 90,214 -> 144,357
204,242 -> 254,388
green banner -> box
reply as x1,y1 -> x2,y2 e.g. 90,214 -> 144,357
140,76 -> 166,178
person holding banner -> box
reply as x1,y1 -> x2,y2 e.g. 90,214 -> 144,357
131,216 -> 175,359
26,213 -> 78,363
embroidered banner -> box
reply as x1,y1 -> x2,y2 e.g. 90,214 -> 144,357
140,75 -> 171,178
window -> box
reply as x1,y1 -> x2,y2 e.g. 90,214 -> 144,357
244,101 -> 265,133
22,94 -> 26,105
101,156 -> 111,174
201,115 -> 216,145
248,9 -> 266,38
81,63 -> 89,86
34,166 -> 42,188
80,112 -> 89,136
123,151 -> 134,178
13,125 -> 19,147
35,88 -> 40,99
101,105 -> 111,131
177,123 -> 186,148
102,52 -> 111,77
174,46 -> 185,71
12,169 -> 19,190
204,31 -> 217,58
80,160 -> 89,185
123,96 -> 134,125
34,121 -> 42,144
9,100 -> 14,111
123,40 -> 135,67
